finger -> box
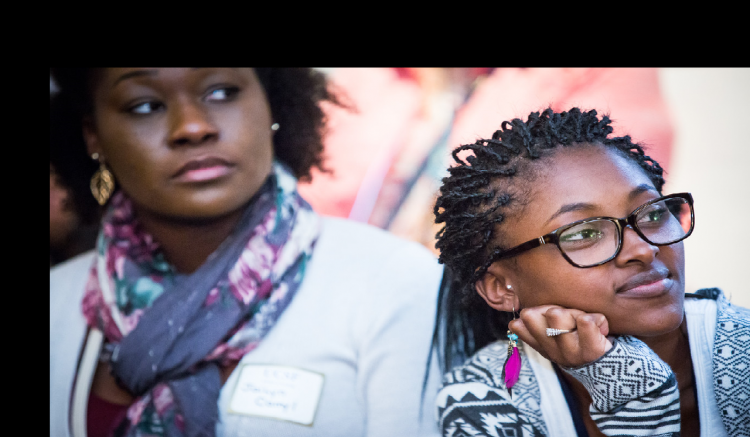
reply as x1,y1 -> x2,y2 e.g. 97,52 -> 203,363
544,306 -> 579,331
597,314 -> 610,338
508,318 -> 543,354
518,306 -> 559,345
575,313 -> 613,362
544,307 -> 580,359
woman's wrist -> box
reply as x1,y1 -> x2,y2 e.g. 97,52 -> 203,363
560,336 -> 675,412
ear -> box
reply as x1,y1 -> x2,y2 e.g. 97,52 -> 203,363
82,115 -> 102,158
475,262 -> 520,312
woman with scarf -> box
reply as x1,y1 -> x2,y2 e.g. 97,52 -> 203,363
50,68 -> 444,437
431,108 -> 749,436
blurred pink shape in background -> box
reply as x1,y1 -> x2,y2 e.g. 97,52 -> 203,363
299,68 -> 674,251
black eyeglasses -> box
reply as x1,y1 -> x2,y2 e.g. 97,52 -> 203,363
495,193 -> 694,268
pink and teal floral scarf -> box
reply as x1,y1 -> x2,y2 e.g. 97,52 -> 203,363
82,163 -> 320,437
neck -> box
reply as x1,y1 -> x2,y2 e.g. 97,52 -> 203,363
635,317 -> 695,392
636,317 -> 690,358
134,207 -> 246,274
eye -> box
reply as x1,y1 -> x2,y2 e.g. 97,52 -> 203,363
647,210 -> 666,221
637,204 -> 668,225
560,228 -> 603,242
558,220 -> 612,251
128,101 -> 164,115
205,86 -> 240,102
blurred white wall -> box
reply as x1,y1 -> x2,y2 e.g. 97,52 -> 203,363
659,68 -> 750,308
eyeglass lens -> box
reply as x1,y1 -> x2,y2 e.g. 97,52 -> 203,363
558,197 -> 692,267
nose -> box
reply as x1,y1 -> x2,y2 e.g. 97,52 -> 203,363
615,225 -> 659,266
168,99 -> 219,147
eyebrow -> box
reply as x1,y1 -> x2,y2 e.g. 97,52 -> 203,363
544,183 -> 658,225
112,69 -> 159,87
628,183 -> 658,199
545,202 -> 597,225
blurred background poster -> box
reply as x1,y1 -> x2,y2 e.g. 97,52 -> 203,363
298,68 -> 750,308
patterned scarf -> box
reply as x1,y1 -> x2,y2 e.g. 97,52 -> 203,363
82,163 -> 321,437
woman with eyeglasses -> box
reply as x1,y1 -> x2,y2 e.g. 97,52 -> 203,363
49,68 -> 445,437
432,108 -> 749,437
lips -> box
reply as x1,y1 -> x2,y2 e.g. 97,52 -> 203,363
173,156 -> 234,182
616,267 -> 671,295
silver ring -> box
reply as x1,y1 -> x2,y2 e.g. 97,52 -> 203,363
546,328 -> 574,337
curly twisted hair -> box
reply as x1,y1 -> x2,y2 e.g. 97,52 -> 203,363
50,68 -> 342,225
430,107 -> 665,371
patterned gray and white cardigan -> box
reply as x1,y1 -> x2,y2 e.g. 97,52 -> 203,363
436,289 -> 749,437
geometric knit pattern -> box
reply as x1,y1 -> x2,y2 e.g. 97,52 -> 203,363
436,290 -> 749,437
563,336 -> 675,410
438,342 -> 547,436
563,336 -> 680,436
712,289 -> 750,437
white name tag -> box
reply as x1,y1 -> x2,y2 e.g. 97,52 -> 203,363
227,364 -> 325,426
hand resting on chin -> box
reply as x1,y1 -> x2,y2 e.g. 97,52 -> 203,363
509,305 -> 614,368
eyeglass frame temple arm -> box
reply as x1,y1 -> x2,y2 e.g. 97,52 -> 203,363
495,234 -> 555,261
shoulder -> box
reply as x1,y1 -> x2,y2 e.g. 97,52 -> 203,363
50,249 -> 95,276
436,342 -> 548,436
686,287 -> 750,323
50,250 -> 95,298
313,217 -> 444,292
715,289 -> 750,320
711,287 -> 750,356
318,217 -> 439,262
50,251 -> 93,329
299,217 -> 443,338
441,341 -> 508,388
702,289 -> 750,436
437,342 -> 510,416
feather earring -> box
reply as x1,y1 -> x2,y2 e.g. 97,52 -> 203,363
501,300 -> 521,398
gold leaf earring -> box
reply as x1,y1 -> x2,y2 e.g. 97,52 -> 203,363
90,153 -> 115,205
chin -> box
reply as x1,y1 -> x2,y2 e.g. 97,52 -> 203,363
610,278 -> 686,337
616,305 -> 685,338
170,191 -> 255,219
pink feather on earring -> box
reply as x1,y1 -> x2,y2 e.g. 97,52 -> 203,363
502,330 -> 521,397
503,345 -> 521,396
503,300 -> 521,397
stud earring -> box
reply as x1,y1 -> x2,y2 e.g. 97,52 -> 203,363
502,303 -> 521,398
90,154 -> 115,205
506,284 -> 512,290
271,123 -> 280,132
